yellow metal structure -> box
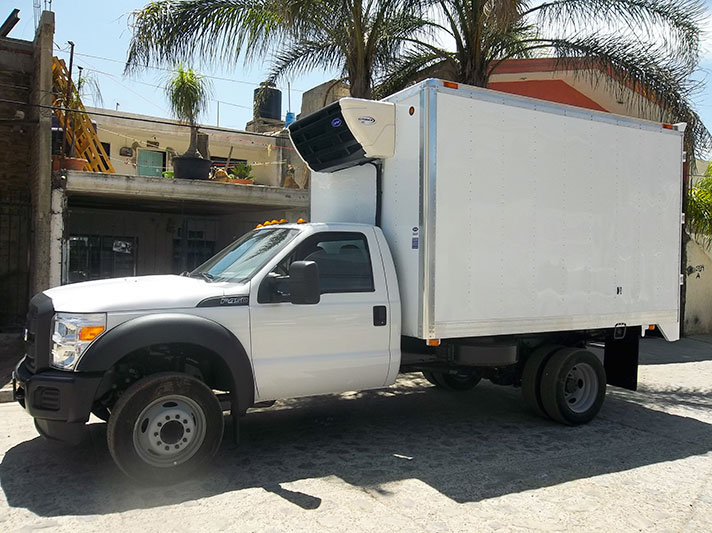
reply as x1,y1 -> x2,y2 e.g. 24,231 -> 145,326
52,57 -> 114,173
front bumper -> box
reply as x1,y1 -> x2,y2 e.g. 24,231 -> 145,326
13,356 -> 103,444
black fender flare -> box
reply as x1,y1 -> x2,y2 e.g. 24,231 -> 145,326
77,313 -> 254,413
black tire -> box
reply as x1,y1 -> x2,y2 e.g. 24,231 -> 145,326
521,345 -> 561,419
107,372 -> 224,484
422,371 -> 440,386
540,348 -> 606,425
423,369 -> 481,391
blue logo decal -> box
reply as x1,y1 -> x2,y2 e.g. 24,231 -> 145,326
331,118 -> 342,127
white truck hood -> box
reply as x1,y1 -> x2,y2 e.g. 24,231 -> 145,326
44,275 -> 247,313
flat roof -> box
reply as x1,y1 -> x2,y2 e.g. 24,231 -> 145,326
63,171 -> 309,214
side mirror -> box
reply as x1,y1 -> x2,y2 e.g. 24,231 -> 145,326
289,261 -> 320,304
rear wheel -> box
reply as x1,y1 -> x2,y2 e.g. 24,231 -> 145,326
107,372 -> 224,484
521,345 -> 561,419
540,348 -> 606,425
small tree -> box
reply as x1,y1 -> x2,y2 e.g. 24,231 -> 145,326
687,162 -> 712,249
165,65 -> 212,158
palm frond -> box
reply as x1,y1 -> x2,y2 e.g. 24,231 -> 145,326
374,47 -> 453,98
266,41 -> 345,86
126,0 -> 290,73
532,0 -> 704,57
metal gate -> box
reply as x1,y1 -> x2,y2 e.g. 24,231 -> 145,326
0,190 -> 31,331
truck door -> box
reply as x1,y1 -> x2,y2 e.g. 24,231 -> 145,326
249,229 -> 392,401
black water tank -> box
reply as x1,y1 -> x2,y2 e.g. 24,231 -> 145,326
254,83 -> 282,120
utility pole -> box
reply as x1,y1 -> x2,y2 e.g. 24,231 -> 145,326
63,40 -> 75,158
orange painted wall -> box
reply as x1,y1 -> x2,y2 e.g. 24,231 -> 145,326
488,80 -> 608,112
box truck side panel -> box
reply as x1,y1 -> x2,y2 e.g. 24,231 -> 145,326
380,91 -> 424,338
429,86 -> 682,338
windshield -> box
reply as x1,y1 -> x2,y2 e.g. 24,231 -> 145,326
190,228 -> 299,283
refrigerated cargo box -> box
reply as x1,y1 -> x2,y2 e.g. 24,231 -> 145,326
294,79 -> 684,342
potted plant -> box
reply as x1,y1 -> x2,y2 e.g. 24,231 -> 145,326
229,162 -> 254,184
166,65 -> 213,180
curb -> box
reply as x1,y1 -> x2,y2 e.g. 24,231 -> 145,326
0,387 -> 14,404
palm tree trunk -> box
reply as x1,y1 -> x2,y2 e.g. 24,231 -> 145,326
349,71 -> 372,99
185,124 -> 201,158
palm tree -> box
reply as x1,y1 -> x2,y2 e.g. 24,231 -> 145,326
377,0 -> 710,156
165,64 -> 212,157
127,0 -> 709,155
125,0 -> 431,100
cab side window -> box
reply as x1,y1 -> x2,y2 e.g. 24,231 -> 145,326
297,232 -> 374,294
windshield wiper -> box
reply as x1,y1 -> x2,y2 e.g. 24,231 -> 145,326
189,272 -> 215,282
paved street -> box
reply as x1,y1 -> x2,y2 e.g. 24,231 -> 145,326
1,336 -> 711,532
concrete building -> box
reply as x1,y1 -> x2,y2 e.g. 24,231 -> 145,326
0,10 -> 308,329
85,107 -> 308,189
55,105 -> 311,288
0,10 -> 53,330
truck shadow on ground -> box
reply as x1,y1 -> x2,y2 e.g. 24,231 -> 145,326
639,336 -> 712,365
2,376 -> 711,517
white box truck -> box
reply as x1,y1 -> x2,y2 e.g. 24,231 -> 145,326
13,79 -> 684,483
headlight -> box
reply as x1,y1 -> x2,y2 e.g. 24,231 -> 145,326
51,313 -> 106,370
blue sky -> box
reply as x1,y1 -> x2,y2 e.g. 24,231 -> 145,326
8,0 -> 712,158
11,0 -> 338,131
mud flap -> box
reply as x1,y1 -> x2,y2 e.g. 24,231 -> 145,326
604,326 -> 640,391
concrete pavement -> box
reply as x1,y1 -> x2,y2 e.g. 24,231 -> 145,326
0,335 -> 711,531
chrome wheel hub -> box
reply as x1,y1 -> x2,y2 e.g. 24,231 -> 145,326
133,395 -> 206,467
563,363 -> 598,413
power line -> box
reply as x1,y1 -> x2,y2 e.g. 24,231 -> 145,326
52,45 -> 306,93
0,97 -> 295,147
78,63 -> 168,114
80,67 -> 254,113
56,44 -> 276,121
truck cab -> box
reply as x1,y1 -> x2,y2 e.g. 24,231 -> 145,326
14,222 -> 399,483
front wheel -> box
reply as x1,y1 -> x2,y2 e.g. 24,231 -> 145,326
107,372 -> 224,484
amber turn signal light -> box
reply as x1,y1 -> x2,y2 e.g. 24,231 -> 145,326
79,326 -> 105,341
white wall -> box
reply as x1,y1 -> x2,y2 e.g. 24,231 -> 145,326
685,238 -> 712,334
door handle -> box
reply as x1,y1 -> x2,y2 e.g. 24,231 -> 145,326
373,305 -> 387,327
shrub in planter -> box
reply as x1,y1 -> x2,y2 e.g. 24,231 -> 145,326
166,65 -> 213,180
